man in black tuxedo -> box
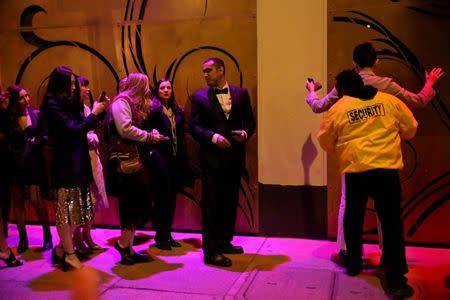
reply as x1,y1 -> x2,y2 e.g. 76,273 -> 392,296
190,58 -> 255,267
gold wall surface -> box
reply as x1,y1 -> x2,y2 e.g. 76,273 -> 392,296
327,0 -> 450,244
0,0 -> 258,233
258,0 -> 327,186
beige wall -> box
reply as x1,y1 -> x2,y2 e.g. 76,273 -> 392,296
257,0 -> 327,186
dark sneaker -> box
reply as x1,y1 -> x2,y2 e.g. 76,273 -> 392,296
330,250 -> 347,267
387,283 -> 414,298
346,264 -> 363,276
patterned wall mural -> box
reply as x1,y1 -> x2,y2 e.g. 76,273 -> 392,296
328,0 -> 450,245
0,0 -> 258,233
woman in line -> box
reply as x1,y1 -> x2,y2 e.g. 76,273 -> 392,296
0,87 -> 23,267
71,76 -> 109,254
3,84 -> 53,253
42,66 -> 106,271
147,78 -> 193,250
108,72 -> 165,264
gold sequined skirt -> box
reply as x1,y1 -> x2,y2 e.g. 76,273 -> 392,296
55,187 -> 94,226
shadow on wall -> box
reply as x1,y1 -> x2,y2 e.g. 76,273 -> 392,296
301,134 -> 318,185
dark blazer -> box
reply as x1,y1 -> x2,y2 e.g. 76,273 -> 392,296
43,98 -> 100,188
189,84 -> 255,170
147,99 -> 193,189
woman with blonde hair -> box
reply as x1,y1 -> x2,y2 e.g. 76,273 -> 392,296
107,72 -> 165,265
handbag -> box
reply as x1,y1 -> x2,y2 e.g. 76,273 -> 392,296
117,153 -> 143,174
108,135 -> 144,174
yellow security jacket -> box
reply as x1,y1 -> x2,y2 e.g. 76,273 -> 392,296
318,91 -> 418,174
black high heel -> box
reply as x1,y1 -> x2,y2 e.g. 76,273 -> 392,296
42,226 -> 53,251
61,252 -> 82,272
73,232 -> 93,256
155,240 -> 172,251
0,248 -> 23,267
17,230 -> 29,253
128,248 -> 153,263
168,237 -> 182,248
114,241 -> 134,265
51,246 -> 64,265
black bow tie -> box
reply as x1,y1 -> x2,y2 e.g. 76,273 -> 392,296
214,88 -> 228,95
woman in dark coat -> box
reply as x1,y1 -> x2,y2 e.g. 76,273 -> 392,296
41,66 -> 106,271
0,88 -> 23,267
3,84 -> 53,253
147,78 -> 193,250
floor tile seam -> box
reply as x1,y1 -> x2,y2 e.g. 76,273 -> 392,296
224,237 -> 269,298
99,279 -> 123,298
102,284 -> 224,296
239,270 -> 260,300
328,270 -> 337,300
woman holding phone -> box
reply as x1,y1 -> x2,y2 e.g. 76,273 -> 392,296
71,76 -> 109,255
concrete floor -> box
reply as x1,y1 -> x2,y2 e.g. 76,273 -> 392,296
0,224 -> 449,299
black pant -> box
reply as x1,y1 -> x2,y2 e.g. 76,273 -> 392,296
201,165 -> 241,254
151,151 -> 177,242
118,167 -> 152,230
345,169 -> 408,286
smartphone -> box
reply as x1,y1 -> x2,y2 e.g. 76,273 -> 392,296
313,82 -> 322,91
307,78 -> 322,91
98,91 -> 107,102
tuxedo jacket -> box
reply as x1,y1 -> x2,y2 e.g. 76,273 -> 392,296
189,84 -> 255,170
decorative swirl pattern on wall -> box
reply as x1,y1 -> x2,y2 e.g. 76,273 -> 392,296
16,5 -> 120,85
17,1 -> 256,229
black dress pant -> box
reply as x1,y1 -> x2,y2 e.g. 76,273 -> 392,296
345,168 -> 408,286
201,165 -> 242,254
151,151 -> 177,242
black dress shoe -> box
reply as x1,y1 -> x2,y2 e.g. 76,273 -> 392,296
168,238 -> 181,248
218,243 -> 244,254
155,241 -> 172,251
387,283 -> 414,298
114,241 -> 134,265
204,253 -> 232,267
